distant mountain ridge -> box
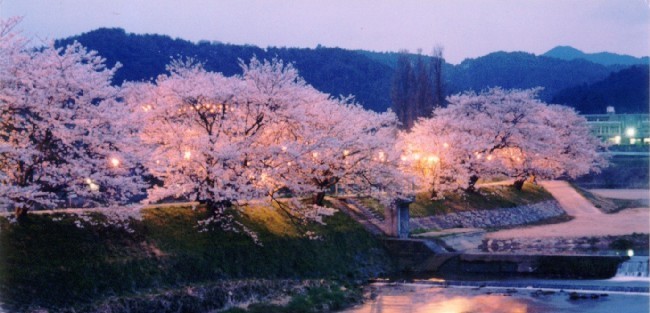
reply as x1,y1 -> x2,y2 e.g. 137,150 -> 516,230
543,46 -> 649,66
446,51 -> 616,101
55,29 -> 648,113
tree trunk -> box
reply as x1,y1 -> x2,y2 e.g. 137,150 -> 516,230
430,188 -> 438,200
466,175 -> 480,192
513,178 -> 526,191
14,205 -> 29,222
202,199 -> 232,215
312,192 -> 326,206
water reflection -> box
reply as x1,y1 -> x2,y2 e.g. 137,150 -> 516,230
343,283 -> 650,313
345,285 -> 536,313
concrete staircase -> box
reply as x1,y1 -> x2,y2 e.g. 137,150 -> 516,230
329,198 -> 386,236
336,198 -> 388,235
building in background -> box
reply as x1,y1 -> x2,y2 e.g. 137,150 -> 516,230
583,106 -> 650,145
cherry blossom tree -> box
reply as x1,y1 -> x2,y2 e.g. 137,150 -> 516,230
132,57 -> 321,213
272,97 -> 407,206
521,104 -> 607,183
399,118 -> 473,198
0,22 -> 146,217
403,88 -> 606,195
132,56 -> 410,223
442,88 -> 555,189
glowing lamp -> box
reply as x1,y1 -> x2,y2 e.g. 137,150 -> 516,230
627,249 -> 634,257
184,151 -> 192,160
626,127 -> 636,137
110,157 -> 120,167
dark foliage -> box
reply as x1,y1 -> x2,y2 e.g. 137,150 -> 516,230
446,52 -> 617,101
55,29 -> 647,114
552,65 -> 649,114
55,28 -> 394,112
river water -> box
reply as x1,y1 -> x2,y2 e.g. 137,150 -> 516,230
342,278 -> 650,313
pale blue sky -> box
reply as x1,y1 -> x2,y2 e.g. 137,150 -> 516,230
1,0 -> 649,64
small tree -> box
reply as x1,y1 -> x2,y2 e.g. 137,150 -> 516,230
391,51 -> 415,129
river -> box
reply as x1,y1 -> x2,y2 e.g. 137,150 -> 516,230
341,278 -> 649,313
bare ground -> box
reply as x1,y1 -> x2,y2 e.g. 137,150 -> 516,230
487,181 -> 649,239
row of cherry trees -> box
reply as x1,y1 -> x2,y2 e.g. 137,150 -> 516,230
125,57 -> 407,216
1,18 -> 606,220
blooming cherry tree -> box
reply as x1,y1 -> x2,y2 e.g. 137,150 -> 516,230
403,88 -> 605,195
0,22 -> 145,217
275,97 -> 407,205
133,58 -> 327,213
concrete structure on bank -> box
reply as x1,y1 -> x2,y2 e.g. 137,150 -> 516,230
583,106 -> 650,145
386,197 -> 413,238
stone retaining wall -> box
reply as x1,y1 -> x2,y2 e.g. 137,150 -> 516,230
410,200 -> 565,231
480,234 -> 650,254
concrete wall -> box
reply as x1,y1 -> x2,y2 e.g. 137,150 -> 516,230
410,200 -> 565,231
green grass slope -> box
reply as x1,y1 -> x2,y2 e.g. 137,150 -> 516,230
409,183 -> 554,217
0,203 -> 391,311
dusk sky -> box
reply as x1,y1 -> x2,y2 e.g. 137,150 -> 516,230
1,0 -> 649,64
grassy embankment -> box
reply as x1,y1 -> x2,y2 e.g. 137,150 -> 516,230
355,183 -> 555,219
0,201 -> 392,312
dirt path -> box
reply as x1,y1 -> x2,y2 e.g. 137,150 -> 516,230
487,181 -> 649,239
486,208 -> 649,238
539,180 -> 602,216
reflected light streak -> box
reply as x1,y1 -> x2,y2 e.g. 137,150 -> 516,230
346,289 -> 530,313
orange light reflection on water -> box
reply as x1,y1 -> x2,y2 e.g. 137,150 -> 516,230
420,295 -> 527,313
349,288 -> 530,313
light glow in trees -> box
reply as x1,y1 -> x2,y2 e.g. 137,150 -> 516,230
0,20 -> 145,217
276,97 -> 407,206
402,88 -> 606,196
132,57 -> 408,218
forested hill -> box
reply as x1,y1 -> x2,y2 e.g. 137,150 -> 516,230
552,65 -> 650,114
55,28 -> 394,112
56,28 -> 648,113
445,51 -> 618,101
